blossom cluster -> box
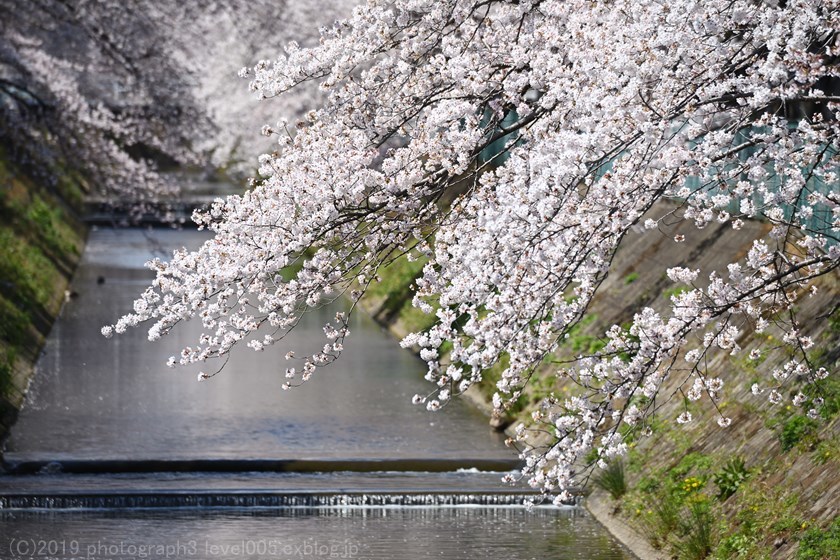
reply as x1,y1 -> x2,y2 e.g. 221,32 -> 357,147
108,0 -> 838,497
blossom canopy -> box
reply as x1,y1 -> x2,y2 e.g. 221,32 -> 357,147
107,0 -> 839,501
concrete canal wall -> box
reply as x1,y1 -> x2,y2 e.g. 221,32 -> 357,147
360,201 -> 839,559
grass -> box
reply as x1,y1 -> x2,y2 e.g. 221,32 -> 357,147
594,459 -> 628,500
623,428 -> 840,560
622,444 -> 832,560
354,249 -> 442,336
828,306 -> 840,333
0,144 -> 85,404
25,194 -> 79,257
630,460 -> 808,559
0,346 -> 16,397
797,516 -> 840,560
675,500 -> 715,560
363,250 -> 427,317
664,285 -> 690,300
712,484 -> 804,559
619,398 -> 840,560
779,415 -> 819,451
628,451 -> 716,553
636,494 -> 681,549
0,229 -> 64,316
566,314 -> 607,355
394,298 -> 439,335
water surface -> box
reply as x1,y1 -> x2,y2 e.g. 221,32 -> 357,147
0,508 -> 630,560
5,228 -> 509,462
0,228 -> 632,560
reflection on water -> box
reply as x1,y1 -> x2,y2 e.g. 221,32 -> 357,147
5,228 -> 509,462
0,507 -> 632,560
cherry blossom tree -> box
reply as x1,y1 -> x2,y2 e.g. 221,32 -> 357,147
106,0 -> 839,502
1,0 -> 205,206
0,0 -> 355,210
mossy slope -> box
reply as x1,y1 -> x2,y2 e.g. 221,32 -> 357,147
0,144 -> 87,447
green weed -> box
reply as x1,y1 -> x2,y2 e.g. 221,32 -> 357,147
780,415 -> 819,451
624,272 -> 640,284
713,457 -> 750,501
594,459 -> 627,500
797,517 -> 840,560
812,439 -> 837,465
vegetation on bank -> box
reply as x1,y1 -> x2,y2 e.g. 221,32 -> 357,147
359,207 -> 839,559
599,274 -> 839,560
0,144 -> 86,433
614,367 -> 839,560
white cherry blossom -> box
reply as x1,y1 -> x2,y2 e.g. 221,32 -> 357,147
106,0 -> 838,497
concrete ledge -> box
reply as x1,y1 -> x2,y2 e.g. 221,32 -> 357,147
585,490 -> 666,560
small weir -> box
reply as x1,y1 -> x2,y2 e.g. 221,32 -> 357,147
0,228 -> 631,559
2,458 -> 522,475
0,491 -> 553,510
82,179 -> 242,227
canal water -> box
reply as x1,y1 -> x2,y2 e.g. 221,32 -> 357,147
0,228 -> 632,559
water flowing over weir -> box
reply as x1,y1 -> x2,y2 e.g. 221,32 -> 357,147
0,228 -> 633,559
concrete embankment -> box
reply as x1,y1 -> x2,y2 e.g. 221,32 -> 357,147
360,201 -> 839,559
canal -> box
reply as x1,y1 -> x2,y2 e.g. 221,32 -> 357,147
0,227 -> 632,559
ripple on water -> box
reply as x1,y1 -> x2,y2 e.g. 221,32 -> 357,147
0,507 -> 633,560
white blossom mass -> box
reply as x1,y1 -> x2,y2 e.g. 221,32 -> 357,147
105,0 -> 839,501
